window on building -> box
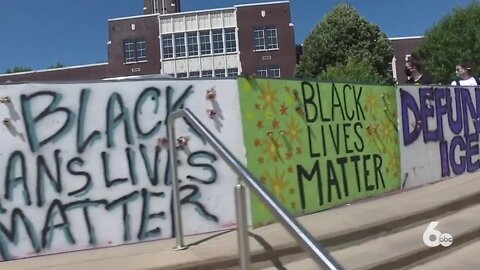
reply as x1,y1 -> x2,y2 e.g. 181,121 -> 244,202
177,72 -> 188,78
187,32 -> 198,56
124,40 -> 136,63
256,67 -> 268,77
265,26 -> 278,49
136,40 -> 147,61
253,27 -> 265,51
175,33 -> 186,57
253,26 -> 278,51
227,68 -> 238,77
214,69 -> 225,77
189,71 -> 200,78
200,30 -> 211,55
212,29 -> 224,54
202,70 -> 213,77
269,66 -> 281,78
124,39 -> 147,63
162,34 -> 173,59
225,28 -> 237,53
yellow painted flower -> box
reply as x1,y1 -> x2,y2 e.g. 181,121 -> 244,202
378,117 -> 393,143
259,82 -> 278,113
245,111 -> 254,121
387,150 -> 400,177
265,111 -> 274,121
365,91 -> 379,113
286,116 -> 303,145
364,124 -> 385,153
270,167 -> 289,204
262,137 -> 282,162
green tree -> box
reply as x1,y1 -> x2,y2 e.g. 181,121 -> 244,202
296,3 -> 393,83
5,66 -> 32,74
48,62 -> 65,69
318,57 -> 387,84
414,1 -> 480,84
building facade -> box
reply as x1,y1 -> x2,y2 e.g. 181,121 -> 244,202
1,1 -> 421,84
149,1 -> 296,79
158,7 -> 240,78
144,0 -> 181,14
0,1 -> 296,83
107,14 -> 162,78
389,36 -> 423,84
0,63 -> 108,83
236,2 -> 296,78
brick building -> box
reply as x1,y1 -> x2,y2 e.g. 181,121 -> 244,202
389,36 -> 423,84
0,0 -> 297,83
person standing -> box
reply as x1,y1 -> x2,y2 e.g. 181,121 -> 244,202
451,63 -> 480,86
405,57 -> 436,85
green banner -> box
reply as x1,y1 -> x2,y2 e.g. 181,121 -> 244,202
238,78 -> 401,226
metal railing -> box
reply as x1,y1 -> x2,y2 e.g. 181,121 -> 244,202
167,108 -> 344,270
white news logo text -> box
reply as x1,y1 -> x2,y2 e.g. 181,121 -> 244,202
423,221 -> 453,247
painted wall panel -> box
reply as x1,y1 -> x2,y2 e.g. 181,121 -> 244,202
238,78 -> 401,226
397,85 -> 480,188
0,79 -> 245,261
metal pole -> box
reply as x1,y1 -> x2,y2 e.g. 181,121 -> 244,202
235,184 -> 251,270
168,115 -> 187,251
167,109 -> 344,269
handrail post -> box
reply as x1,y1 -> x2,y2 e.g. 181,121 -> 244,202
167,108 -> 344,269
235,184 -> 251,270
168,113 -> 187,251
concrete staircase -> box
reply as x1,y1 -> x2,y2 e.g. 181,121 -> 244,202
3,173 -> 480,270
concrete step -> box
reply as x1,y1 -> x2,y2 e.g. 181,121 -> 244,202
2,173 -> 480,270
410,241 -> 480,270
262,204 -> 480,270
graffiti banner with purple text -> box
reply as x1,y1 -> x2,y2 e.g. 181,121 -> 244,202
397,85 -> 480,188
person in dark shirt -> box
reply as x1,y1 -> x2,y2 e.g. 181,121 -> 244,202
404,57 -> 436,85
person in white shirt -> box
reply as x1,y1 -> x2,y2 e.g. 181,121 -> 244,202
451,63 -> 479,86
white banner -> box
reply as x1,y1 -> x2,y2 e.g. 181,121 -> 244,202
397,85 -> 480,188
0,79 -> 246,260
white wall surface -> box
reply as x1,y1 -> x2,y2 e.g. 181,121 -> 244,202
397,85 -> 480,188
0,79 -> 246,260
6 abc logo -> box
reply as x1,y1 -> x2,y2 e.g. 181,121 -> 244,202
423,221 -> 453,247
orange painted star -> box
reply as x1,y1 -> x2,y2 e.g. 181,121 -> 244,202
255,103 -> 261,110
256,120 -> 264,129
280,103 -> 288,115
272,119 -> 280,129
258,157 -> 264,164
288,166 -> 294,174
286,151 -> 293,160
291,201 -> 297,210
260,176 -> 266,184
296,147 -> 302,155
254,138 -> 262,147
